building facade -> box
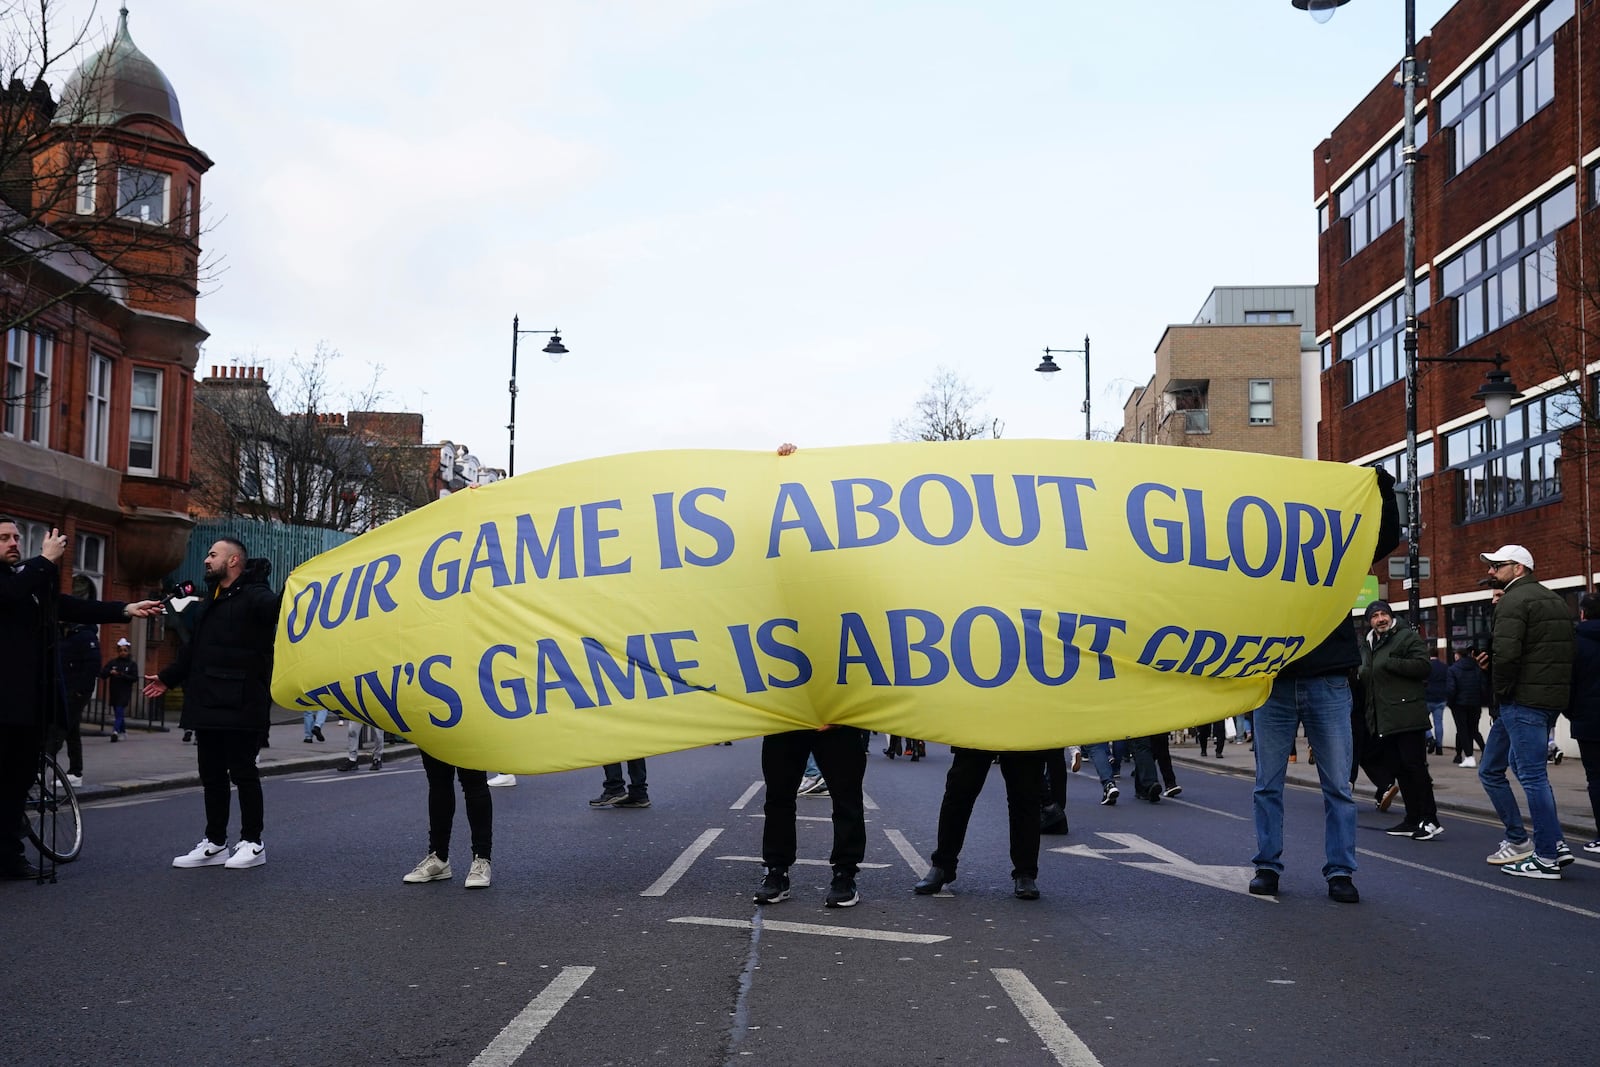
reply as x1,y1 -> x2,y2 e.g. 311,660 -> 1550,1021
0,7 -> 208,644
1117,285 -> 1317,460
1311,0 -> 1596,650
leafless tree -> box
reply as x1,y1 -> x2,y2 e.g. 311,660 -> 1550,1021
891,366 -> 1004,442
191,345 -> 434,534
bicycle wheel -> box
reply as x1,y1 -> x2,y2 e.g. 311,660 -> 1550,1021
23,756 -> 83,863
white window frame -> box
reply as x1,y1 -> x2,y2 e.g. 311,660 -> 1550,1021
2,328 -> 23,437
86,353 -> 112,464
128,367 -> 161,475
27,332 -> 51,445
1248,379 -> 1275,426
73,533 -> 105,599
117,166 -> 169,225
182,181 -> 196,236
76,159 -> 96,214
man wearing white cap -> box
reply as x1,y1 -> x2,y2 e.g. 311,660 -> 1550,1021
101,638 -> 138,740
1477,544 -> 1575,879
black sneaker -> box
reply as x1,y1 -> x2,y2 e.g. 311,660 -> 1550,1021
1100,783 -> 1119,806
753,868 -> 790,905
825,872 -> 859,909
337,759 -> 358,773
1327,876 -> 1360,903
1248,869 -> 1279,896
312,726 -> 326,742
369,757 -> 382,772
613,794 -> 651,808
1384,822 -> 1420,836
589,791 -> 626,808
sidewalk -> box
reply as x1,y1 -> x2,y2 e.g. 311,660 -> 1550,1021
65,712 -> 414,802
1168,736 -> 1597,841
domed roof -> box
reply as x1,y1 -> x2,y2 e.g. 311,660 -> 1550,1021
53,6 -> 183,133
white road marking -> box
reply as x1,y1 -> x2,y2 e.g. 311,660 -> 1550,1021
670,916 -> 948,943
90,792 -> 194,809
730,781 -> 763,810
861,790 -> 879,811
1356,847 -> 1600,919
468,965 -> 594,1067
883,827 -> 952,896
299,768 -> 423,784
715,855 -> 891,869
640,828 -> 724,897
991,968 -> 1104,1066
1051,832 -> 1269,900
1167,798 -> 1248,822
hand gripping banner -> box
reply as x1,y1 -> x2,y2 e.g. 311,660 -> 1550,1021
271,440 -> 1381,774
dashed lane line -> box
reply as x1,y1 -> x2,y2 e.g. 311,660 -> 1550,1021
992,968 -> 1104,1067
1356,847 -> 1600,919
883,827 -> 952,896
730,781 -> 762,810
640,828 -> 724,897
669,916 -> 948,943
468,965 -> 595,1067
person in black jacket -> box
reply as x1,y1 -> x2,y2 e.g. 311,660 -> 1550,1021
52,622 -> 100,783
101,638 -> 138,739
1568,592 -> 1600,854
2,519 -> 159,879
1446,646 -> 1487,767
144,538 -> 282,871
1247,468 -> 1401,905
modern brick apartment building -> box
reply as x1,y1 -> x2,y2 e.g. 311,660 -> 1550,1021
1117,285 -> 1318,461
1312,0 -> 1596,650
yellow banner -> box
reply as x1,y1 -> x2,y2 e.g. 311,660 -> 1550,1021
270,441 -> 1380,773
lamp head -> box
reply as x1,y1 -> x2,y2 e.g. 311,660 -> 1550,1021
543,332 -> 568,363
1035,352 -> 1061,378
1292,0 -> 1350,24
1470,359 -> 1522,421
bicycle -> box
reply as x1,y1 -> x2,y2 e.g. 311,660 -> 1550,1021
22,754 -> 82,864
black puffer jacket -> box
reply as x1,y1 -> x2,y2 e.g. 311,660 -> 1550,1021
1446,654 -> 1486,710
159,558 -> 282,732
1567,619 -> 1600,743
1,556 -> 128,729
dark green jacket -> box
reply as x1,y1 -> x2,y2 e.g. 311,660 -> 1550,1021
1359,620 -> 1431,736
1491,576 -> 1574,712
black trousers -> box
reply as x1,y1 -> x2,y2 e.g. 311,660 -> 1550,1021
602,758 -> 647,798
1576,739 -> 1600,832
1378,729 -> 1438,826
195,728 -> 264,845
930,748 -> 1044,879
1349,706 -> 1394,792
761,728 -> 867,876
421,751 -> 492,861
1,723 -> 44,860
1128,736 -> 1163,798
1041,748 -> 1068,809
1195,721 -> 1227,754
49,693 -> 86,776
1147,734 -> 1177,788
1451,704 -> 1486,759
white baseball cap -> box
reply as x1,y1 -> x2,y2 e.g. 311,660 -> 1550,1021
1479,544 -> 1534,569
116,637 -> 131,647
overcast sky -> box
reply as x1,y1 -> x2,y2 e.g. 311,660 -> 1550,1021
55,0 -> 1454,472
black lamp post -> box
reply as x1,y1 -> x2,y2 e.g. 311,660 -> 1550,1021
1035,335 -> 1091,441
508,315 -> 569,477
1293,0 -> 1519,634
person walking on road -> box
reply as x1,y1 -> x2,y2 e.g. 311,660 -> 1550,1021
1359,601 -> 1443,841
1248,468 -> 1400,904
1564,592 -> 1600,854
145,538 -> 282,872
591,758 -> 650,808
1476,545 -> 1575,880
339,717 -> 384,772
2,520 -> 159,880
914,748 -> 1047,900
1446,646 -> 1487,767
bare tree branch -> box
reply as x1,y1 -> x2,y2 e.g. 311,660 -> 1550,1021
891,366 -> 1004,442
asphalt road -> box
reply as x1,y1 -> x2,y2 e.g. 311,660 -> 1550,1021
5,742 -> 1596,1066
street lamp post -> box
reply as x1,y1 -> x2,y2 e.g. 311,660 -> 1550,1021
1293,0 -> 1519,636
507,315 -> 569,477
1035,335 -> 1091,441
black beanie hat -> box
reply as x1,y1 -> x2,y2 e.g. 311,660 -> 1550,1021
1365,599 -> 1393,621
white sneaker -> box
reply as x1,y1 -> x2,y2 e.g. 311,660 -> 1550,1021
224,841 -> 266,869
465,856 -> 492,889
487,774 -> 517,788
66,774 -> 84,788
403,852 -> 453,883
796,774 -> 821,795
1485,839 -> 1533,865
172,839 -> 230,868
1459,756 -> 1477,768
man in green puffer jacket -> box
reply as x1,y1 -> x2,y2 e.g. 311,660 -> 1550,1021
1359,601 -> 1441,841
1477,544 -> 1576,880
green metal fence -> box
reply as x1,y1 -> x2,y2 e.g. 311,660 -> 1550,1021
163,518 -> 354,591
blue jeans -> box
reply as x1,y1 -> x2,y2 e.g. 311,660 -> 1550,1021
1477,703 -> 1562,860
1251,673 -> 1357,880
302,707 -> 327,739
1082,742 -> 1116,787
1427,701 -> 1446,745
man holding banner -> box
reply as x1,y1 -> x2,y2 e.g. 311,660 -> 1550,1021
1249,468 -> 1399,904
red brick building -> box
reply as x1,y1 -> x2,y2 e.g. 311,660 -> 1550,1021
0,8 -> 208,664
1312,0 -> 1596,651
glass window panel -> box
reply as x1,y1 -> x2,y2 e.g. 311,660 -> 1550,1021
1418,440 -> 1434,479
1418,274 -> 1431,311
1497,37 -> 1518,76
1542,0 -> 1574,37
1443,257 -> 1464,293
1498,219 -> 1520,259
1466,242 -> 1484,277
1541,183 -> 1576,235
1500,265 -> 1523,319
1440,86 -> 1461,125
1537,243 -> 1557,304
131,370 -> 157,407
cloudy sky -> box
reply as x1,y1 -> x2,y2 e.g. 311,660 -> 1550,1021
52,0 -> 1453,472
